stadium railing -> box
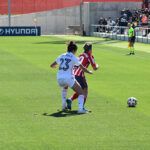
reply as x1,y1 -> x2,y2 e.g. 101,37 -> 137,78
90,25 -> 150,44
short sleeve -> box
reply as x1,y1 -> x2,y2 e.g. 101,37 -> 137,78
56,55 -> 61,65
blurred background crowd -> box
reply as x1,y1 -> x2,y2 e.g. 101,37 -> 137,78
97,8 -> 150,36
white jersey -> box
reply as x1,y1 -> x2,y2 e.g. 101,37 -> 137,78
56,52 -> 80,79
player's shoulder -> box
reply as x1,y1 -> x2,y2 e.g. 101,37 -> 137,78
66,52 -> 75,58
80,53 -> 89,58
65,53 -> 78,62
60,52 -> 74,60
86,53 -> 94,59
130,27 -> 134,31
73,55 -> 79,62
58,53 -> 66,57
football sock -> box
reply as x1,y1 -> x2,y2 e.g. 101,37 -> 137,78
78,95 -> 85,110
128,45 -> 132,55
128,43 -> 130,48
131,47 -> 135,54
84,98 -> 87,105
61,88 -> 67,108
70,93 -> 78,101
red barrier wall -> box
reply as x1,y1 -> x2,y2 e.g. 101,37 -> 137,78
0,0 -> 142,15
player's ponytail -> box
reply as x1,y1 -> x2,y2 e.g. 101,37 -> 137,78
67,41 -> 78,53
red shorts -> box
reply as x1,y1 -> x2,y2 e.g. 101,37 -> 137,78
75,76 -> 88,89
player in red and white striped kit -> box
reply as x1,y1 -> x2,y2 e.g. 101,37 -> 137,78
66,43 -> 99,111
51,41 -> 93,114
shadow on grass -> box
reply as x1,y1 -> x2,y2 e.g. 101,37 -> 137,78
34,40 -> 88,45
42,110 -> 85,118
34,39 -> 119,45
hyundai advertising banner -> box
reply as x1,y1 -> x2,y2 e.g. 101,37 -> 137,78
0,26 -> 41,36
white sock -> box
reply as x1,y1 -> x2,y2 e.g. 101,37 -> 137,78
61,88 -> 67,109
78,95 -> 85,110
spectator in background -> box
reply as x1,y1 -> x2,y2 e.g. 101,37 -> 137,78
97,8 -> 150,36
128,16 -> 133,24
102,18 -> 107,32
126,9 -> 132,20
98,17 -> 104,32
119,14 -> 128,34
141,14 -> 148,26
107,17 -> 116,33
141,14 -> 149,36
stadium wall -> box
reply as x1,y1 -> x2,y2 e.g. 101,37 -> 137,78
0,6 -> 80,35
0,1 -> 142,35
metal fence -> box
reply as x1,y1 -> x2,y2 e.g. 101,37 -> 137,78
91,24 -> 150,44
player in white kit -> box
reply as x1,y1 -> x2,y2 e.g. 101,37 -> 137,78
50,41 -> 92,113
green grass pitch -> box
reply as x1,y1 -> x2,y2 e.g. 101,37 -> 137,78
0,35 -> 150,150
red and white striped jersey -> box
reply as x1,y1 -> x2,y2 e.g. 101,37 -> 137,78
73,53 -> 97,77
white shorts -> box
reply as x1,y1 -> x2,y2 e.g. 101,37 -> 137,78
57,76 -> 75,88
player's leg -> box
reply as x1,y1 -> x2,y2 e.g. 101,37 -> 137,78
66,89 -> 85,110
71,81 -> 88,113
66,76 -> 81,110
76,76 -> 88,105
131,38 -> 135,55
83,87 -> 88,104
128,41 -> 132,55
128,42 -> 130,49
68,76 -> 82,101
61,86 -> 68,110
57,78 -> 69,111
66,77 -> 78,110
70,93 -> 78,101
82,78 -> 88,110
66,92 -> 78,110
67,77 -> 86,113
66,90 -> 86,110
131,42 -> 134,55
67,76 -> 87,110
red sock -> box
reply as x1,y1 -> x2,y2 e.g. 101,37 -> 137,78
70,93 -> 78,101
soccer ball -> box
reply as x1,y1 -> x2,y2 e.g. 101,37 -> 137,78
127,97 -> 137,107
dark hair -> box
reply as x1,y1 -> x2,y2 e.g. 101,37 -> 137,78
83,43 -> 92,53
67,41 -> 77,53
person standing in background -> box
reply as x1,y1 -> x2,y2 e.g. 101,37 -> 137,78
128,23 -> 136,55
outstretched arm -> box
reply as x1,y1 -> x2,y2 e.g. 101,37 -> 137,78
93,64 -> 99,70
50,61 -> 57,68
88,54 -> 99,71
79,64 -> 93,74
